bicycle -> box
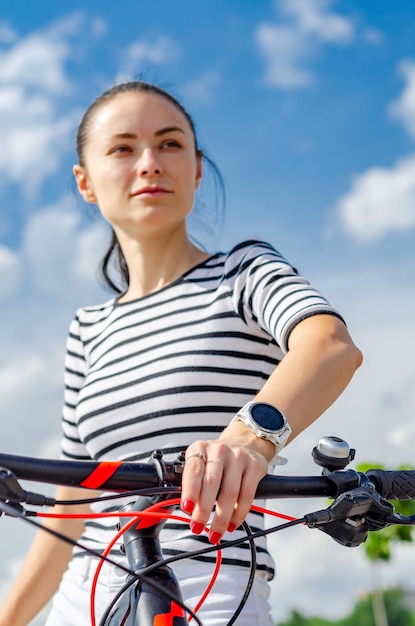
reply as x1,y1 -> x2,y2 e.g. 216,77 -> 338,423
1,436 -> 415,626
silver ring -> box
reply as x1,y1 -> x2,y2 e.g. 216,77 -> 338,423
186,452 -> 207,463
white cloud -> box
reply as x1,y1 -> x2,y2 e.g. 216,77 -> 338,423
389,59 -> 415,138
45,11 -> 85,41
91,16 -> 108,37
0,354 -> 47,400
0,22 -> 79,195
335,153 -> 415,241
0,244 -> 20,297
0,202 -> 108,454
0,349 -> 63,452
362,27 -> 384,45
335,57 -> 415,241
0,99 -> 75,193
22,201 -> 108,298
279,0 -> 354,43
0,32 -> 71,93
182,71 -> 221,106
117,36 -> 180,82
255,0 -> 355,89
256,24 -> 314,88
0,21 -> 17,45
72,218 -> 111,287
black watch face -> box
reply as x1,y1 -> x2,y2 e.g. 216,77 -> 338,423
251,403 -> 285,432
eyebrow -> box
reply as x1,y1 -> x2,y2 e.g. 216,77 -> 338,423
155,126 -> 185,137
111,126 -> 185,140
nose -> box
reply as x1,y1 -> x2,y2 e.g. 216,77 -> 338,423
136,148 -> 163,177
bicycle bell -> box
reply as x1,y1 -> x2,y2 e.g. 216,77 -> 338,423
312,436 -> 355,471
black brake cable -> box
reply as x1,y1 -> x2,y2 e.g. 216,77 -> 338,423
98,518 -> 257,626
0,499 -> 203,626
226,520 -> 256,626
150,517 -> 306,569
2,489 -> 304,624
129,518 -> 304,625
98,576 -> 140,626
54,486 -> 181,506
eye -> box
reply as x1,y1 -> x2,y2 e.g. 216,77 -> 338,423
108,145 -> 133,155
160,139 -> 181,150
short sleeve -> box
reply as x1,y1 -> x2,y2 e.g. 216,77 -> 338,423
229,240 -> 344,353
60,313 -> 91,460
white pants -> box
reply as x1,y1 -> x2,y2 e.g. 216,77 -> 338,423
45,555 -> 273,626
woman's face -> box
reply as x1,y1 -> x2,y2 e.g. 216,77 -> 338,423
74,91 -> 202,240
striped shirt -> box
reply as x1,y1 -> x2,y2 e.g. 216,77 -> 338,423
61,239 -> 342,578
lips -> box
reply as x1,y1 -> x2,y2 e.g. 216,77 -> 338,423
132,185 -> 171,196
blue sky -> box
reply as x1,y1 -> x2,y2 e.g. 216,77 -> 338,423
0,1 -> 414,623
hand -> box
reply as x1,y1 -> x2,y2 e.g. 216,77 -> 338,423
180,439 -> 269,544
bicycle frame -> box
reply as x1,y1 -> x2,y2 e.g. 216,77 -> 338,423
103,496 -> 189,626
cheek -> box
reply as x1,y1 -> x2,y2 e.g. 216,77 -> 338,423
178,171 -> 199,203
91,166 -> 129,198
178,159 -> 201,192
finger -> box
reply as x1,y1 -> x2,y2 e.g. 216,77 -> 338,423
208,464 -> 242,542
200,445 -> 248,541
180,446 -> 208,517
191,455 -> 226,526
210,452 -> 268,541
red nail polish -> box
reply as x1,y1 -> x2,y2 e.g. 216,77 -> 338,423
209,531 -> 222,545
181,499 -> 195,514
227,523 -> 237,533
190,521 -> 204,535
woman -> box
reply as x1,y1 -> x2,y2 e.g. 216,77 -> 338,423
0,81 -> 362,625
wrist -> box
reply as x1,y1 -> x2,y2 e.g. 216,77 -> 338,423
220,419 -> 277,463
229,401 -> 291,465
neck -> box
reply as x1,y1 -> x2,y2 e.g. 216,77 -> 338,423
115,227 -> 210,302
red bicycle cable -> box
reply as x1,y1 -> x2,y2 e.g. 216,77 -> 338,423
251,504 -> 298,522
37,502 -> 297,625
88,498 -> 221,626
188,547 -> 222,622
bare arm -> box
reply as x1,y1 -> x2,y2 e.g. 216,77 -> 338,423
181,315 -> 363,542
252,314 -> 363,440
0,485 -> 98,626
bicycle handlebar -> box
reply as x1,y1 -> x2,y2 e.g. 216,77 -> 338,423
366,469 -> 415,501
0,451 -> 336,498
1,451 -> 415,503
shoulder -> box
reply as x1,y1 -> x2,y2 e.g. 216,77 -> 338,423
222,239 -> 292,275
74,297 -> 116,323
68,298 -> 116,339
226,239 -> 278,258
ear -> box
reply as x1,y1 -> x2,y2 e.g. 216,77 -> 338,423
73,164 -> 97,204
195,151 -> 203,191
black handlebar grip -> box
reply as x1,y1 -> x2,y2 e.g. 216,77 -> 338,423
366,470 -> 415,501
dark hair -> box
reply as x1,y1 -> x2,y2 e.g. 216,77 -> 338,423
76,80 -> 224,294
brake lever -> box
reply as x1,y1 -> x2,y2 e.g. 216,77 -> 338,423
383,511 -> 415,526
304,475 -> 395,547
0,466 -> 55,509
0,499 -> 26,518
0,467 -> 27,504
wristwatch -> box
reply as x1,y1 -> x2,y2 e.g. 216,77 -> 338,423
231,401 -> 292,465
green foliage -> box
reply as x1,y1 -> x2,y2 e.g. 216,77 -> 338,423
356,462 -> 415,562
339,588 -> 414,626
278,609 -> 334,626
277,588 -> 415,626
